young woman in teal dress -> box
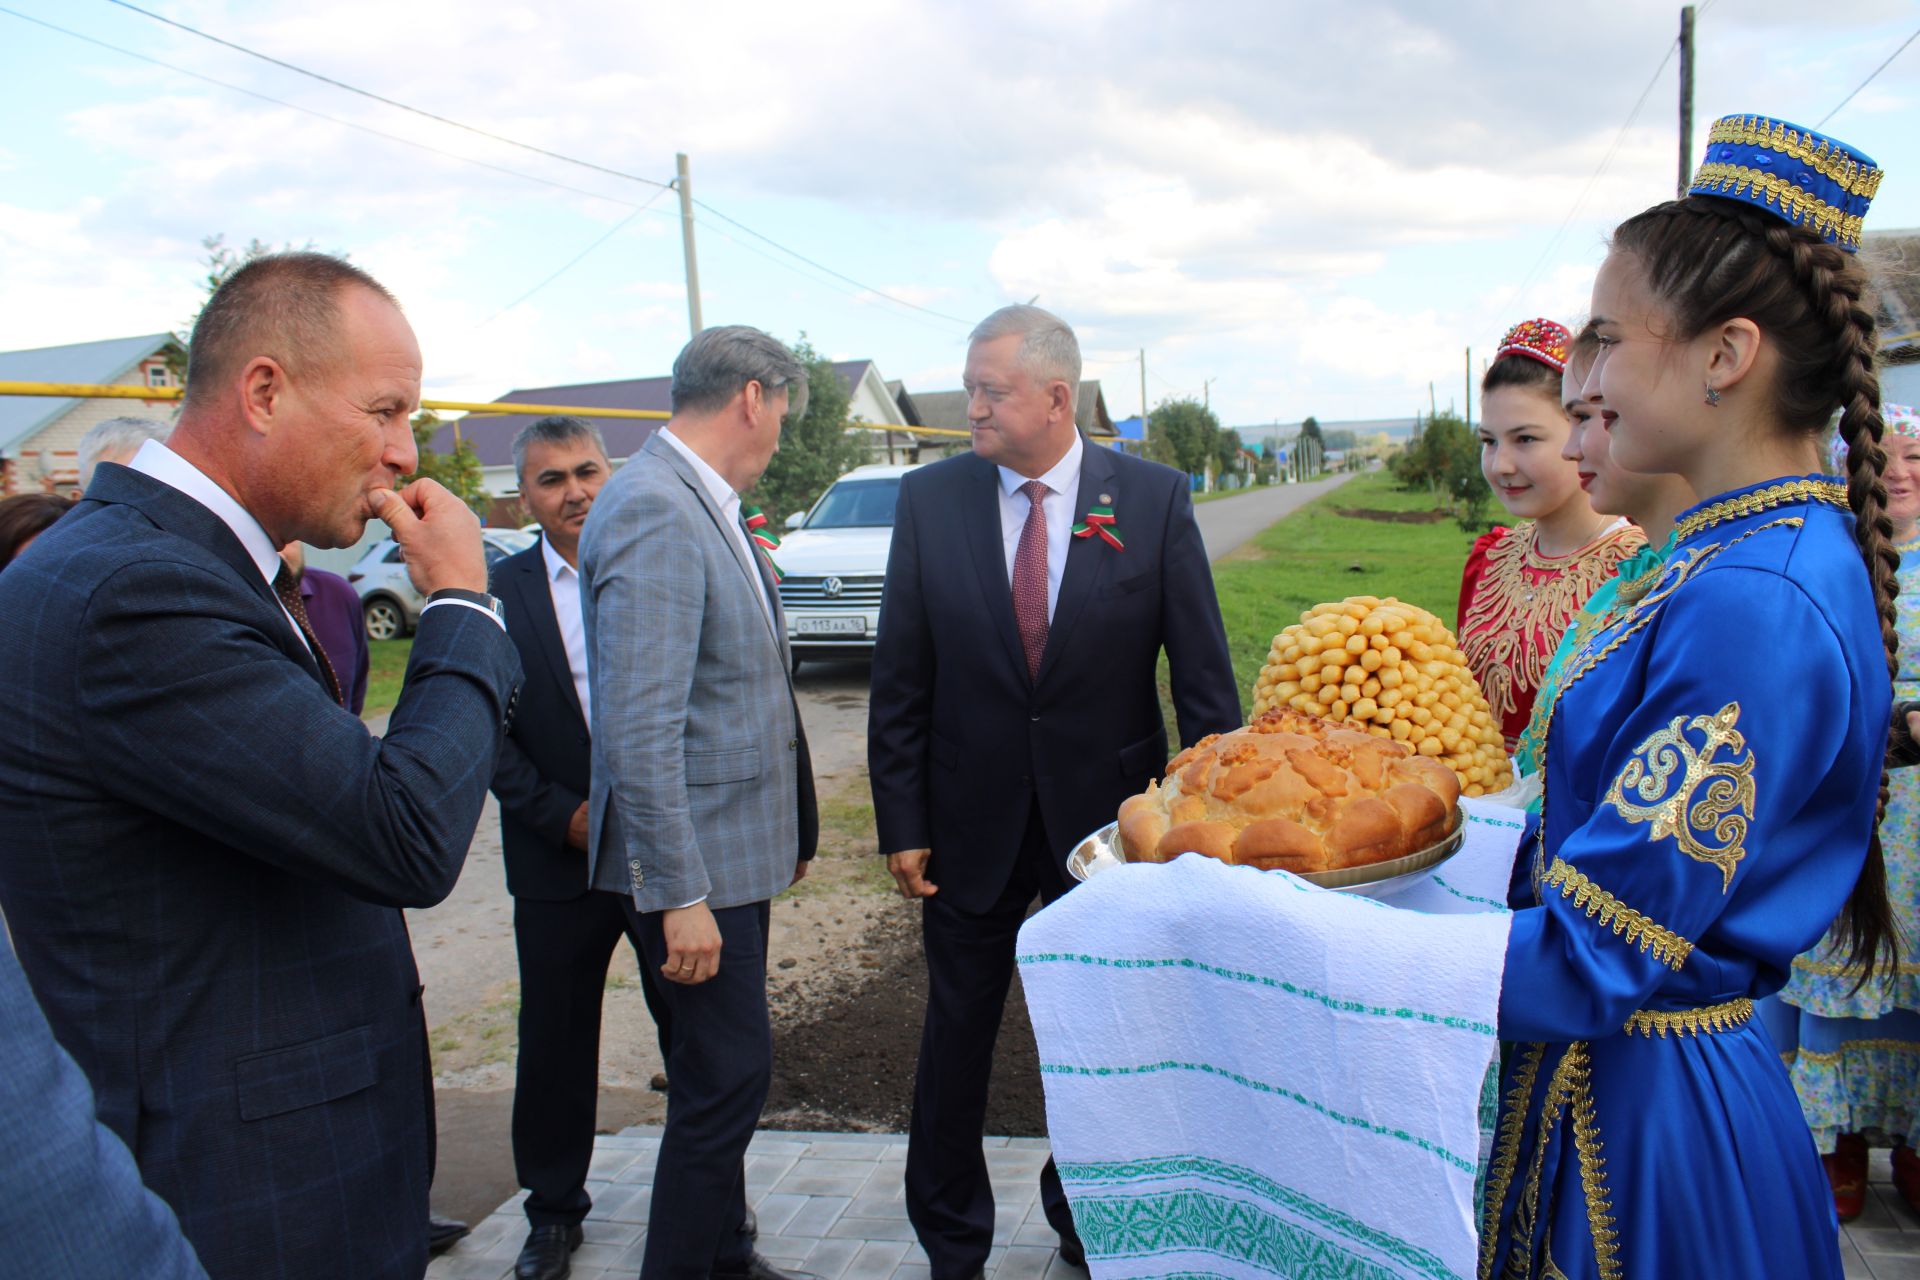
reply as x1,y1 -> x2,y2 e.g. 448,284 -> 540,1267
1510,332 -> 1696,790
1480,115 -> 1897,1280
1762,403 -> 1920,1222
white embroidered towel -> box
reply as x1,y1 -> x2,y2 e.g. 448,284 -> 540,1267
1018,849 -> 1513,1280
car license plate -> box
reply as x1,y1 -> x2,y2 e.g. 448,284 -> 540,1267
794,616 -> 865,636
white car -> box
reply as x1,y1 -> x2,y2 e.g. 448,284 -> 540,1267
347,528 -> 537,640
776,463 -> 923,669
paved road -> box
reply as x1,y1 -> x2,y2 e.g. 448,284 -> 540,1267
1192,471 -> 1356,561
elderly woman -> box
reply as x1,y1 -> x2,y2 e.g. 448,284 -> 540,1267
1764,403 -> 1920,1222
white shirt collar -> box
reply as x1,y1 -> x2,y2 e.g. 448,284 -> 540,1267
127,438 -> 282,587
658,427 -> 740,515
540,532 -> 576,582
997,431 -> 1084,500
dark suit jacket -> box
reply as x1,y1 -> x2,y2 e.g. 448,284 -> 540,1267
491,540 -> 595,900
0,465 -> 521,1280
300,565 -> 370,714
868,438 -> 1241,914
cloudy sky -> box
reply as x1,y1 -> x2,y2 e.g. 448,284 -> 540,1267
2,0 -> 1917,432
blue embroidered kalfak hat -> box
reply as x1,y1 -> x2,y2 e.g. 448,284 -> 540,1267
1689,114 -> 1882,252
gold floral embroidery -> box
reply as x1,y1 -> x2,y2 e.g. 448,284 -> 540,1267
1566,1045 -> 1621,1280
1793,1039 -> 1920,1066
1462,521 -> 1643,729
1673,480 -> 1845,543
1507,1044 -> 1584,1280
1544,858 -> 1693,969
1794,954 -> 1920,977
1691,163 -> 1868,249
1481,1043 -> 1545,1280
1704,115 -> 1884,198
1604,702 -> 1756,891
1623,996 -> 1755,1038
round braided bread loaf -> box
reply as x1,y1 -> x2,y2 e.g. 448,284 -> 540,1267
1116,708 -> 1460,873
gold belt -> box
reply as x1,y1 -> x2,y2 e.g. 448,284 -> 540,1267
1622,996 -> 1755,1039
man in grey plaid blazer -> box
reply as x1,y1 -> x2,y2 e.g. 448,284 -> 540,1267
580,326 -> 818,1280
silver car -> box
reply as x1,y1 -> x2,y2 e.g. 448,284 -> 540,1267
348,529 -> 536,640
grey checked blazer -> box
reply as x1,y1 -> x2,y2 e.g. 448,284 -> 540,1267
580,431 -> 811,912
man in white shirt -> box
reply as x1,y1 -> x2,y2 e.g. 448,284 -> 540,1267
579,326 -> 818,1280
868,305 -> 1240,1280
0,251 -> 521,1280
489,416 -> 679,1280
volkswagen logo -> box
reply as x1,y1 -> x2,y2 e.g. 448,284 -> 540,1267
823,577 -> 844,599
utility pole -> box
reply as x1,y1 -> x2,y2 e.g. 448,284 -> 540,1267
1464,347 -> 1472,431
1678,6 -> 1697,197
675,152 -> 703,338
1202,376 -> 1216,410
1139,348 -> 1149,446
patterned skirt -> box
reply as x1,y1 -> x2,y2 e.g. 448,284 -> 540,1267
1765,763 -> 1920,1150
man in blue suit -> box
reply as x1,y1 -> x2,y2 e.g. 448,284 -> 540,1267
0,926 -> 206,1279
0,252 -> 521,1280
869,305 -> 1241,1280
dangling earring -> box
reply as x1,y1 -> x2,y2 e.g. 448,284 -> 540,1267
1704,381 -> 1722,407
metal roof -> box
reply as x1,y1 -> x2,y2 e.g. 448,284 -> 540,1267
437,360 -> 886,466
0,333 -> 178,455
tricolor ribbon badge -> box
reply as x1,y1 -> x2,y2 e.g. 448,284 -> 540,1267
1073,503 -> 1124,551
741,505 -> 784,582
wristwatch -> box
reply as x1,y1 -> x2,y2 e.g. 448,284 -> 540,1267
425,586 -> 507,628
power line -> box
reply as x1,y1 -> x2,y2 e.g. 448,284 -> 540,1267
103,0 -> 672,192
690,199 -> 972,325
1474,36 -> 1677,341
477,187 -> 675,327
98,0 -> 978,336
688,212 -> 967,336
1818,23 -> 1920,127
0,6 -> 665,211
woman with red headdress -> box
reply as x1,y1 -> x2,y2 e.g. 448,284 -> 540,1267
1458,317 -> 1644,749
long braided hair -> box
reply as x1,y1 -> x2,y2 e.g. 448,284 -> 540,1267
1610,195 -> 1898,981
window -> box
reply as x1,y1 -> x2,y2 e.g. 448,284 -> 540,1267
145,364 -> 169,388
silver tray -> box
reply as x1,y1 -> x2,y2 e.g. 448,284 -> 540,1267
1068,812 -> 1466,899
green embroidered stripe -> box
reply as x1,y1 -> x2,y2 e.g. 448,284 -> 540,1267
1040,1059 -> 1478,1174
1428,876 -> 1510,912
1062,1155 -> 1462,1280
1015,952 -> 1496,1037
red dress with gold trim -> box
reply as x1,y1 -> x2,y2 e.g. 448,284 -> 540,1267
1457,520 -> 1644,748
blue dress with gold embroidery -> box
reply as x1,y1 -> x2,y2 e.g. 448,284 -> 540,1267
1482,477 -> 1888,1280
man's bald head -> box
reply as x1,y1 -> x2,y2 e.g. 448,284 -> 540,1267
183,252 -> 397,415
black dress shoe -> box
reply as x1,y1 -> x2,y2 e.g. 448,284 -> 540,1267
1055,1227 -> 1088,1270
427,1212 -> 470,1254
515,1223 -> 584,1280
711,1251 -> 821,1280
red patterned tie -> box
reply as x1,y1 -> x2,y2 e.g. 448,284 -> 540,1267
1012,479 -> 1051,683
274,562 -> 345,707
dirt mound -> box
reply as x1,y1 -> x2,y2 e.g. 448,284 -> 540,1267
764,905 -> 1050,1136
1335,507 -> 1448,524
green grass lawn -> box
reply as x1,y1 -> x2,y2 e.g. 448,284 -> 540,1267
364,638 -> 412,720
1210,469 -> 1479,718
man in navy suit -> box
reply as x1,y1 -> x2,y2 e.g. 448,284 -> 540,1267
490,415 -> 675,1280
869,305 -> 1241,1280
0,252 -> 521,1280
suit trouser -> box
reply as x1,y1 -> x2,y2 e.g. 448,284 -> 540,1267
513,890 -> 674,1228
907,804 -> 1076,1280
624,898 -> 772,1280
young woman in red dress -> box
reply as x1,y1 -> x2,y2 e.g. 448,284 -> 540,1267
1459,318 -> 1644,748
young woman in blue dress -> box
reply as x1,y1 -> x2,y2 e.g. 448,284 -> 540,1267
1481,114 -> 1897,1279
